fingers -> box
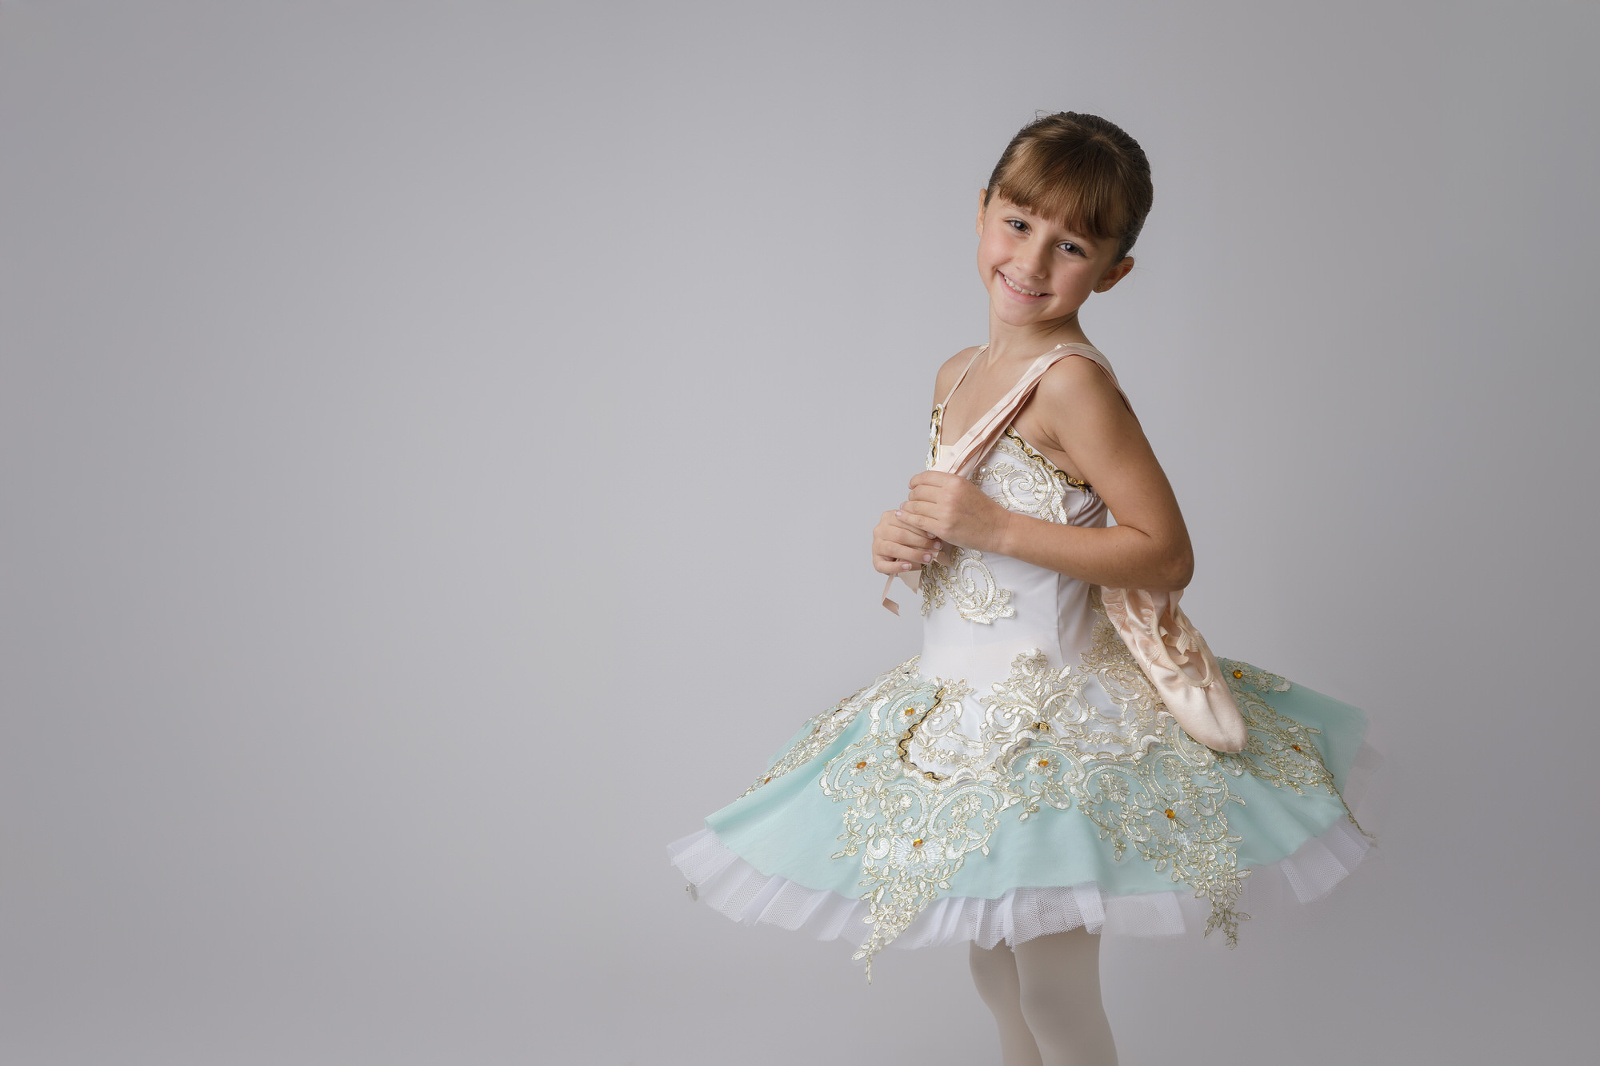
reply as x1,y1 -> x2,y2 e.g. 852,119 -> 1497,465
907,475 -> 967,503
876,510 -> 940,548
878,546 -> 937,569
874,531 -> 939,567
884,517 -> 939,549
874,554 -> 923,575
894,516 -> 938,544
873,523 -> 942,574
909,470 -> 961,490
898,502 -> 940,529
897,532 -> 935,552
873,536 -> 936,570
873,504 -> 946,575
883,508 -> 934,541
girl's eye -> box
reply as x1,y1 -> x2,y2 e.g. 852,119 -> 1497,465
1007,219 -> 1028,233
1059,242 -> 1085,257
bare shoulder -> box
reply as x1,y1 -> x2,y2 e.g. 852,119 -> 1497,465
1016,352 -> 1147,471
1032,353 -> 1130,422
931,345 -> 983,408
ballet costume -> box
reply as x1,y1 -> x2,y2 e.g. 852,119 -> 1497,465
668,343 -> 1381,980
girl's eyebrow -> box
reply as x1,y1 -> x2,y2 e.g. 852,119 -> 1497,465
1041,225 -> 1099,250
1001,204 -> 1097,248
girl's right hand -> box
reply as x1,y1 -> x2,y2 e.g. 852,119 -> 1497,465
872,510 -> 942,575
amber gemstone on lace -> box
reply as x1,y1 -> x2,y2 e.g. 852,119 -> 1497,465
763,776 -> 771,783
1233,669 -> 1244,679
1165,809 -> 1176,818
1291,744 -> 1302,751
856,761 -> 867,769
1037,759 -> 1049,767
912,839 -> 924,847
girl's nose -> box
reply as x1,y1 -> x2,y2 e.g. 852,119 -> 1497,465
1016,239 -> 1047,276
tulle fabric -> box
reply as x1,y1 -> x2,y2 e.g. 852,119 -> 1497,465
670,739 -> 1384,952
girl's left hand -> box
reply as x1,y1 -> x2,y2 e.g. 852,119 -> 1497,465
899,471 -> 1010,553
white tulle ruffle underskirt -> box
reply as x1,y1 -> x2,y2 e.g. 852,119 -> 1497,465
669,740 -> 1384,952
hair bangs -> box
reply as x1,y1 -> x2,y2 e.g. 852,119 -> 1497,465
994,142 -> 1132,245
985,113 -> 1154,260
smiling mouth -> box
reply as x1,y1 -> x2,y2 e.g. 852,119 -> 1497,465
1000,272 -> 1047,298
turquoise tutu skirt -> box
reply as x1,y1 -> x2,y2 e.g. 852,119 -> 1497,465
670,653 -> 1380,979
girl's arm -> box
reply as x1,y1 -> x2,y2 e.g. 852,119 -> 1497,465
899,356 -> 1194,590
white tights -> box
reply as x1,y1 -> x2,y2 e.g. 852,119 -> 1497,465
968,929 -> 1119,1066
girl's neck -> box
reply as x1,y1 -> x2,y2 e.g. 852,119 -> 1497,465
983,311 -> 1093,364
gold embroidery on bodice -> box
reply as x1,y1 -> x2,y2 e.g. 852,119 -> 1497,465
920,548 -> 1015,623
919,412 -> 1098,624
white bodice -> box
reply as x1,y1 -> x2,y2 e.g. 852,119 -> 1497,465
919,428 -> 1108,686
907,423 -> 1172,780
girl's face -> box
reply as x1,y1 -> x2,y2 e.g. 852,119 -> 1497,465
975,191 -> 1134,329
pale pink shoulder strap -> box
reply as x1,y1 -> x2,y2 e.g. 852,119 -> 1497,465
880,342 -> 1124,614
940,344 -> 987,407
933,342 -> 1124,478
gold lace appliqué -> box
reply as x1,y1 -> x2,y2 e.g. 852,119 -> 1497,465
1215,658 -> 1372,838
1070,586 -> 1169,753
918,409 -> 1031,625
815,648 -> 1258,980
920,548 -> 1016,624
797,643 -> 1355,979
742,659 -> 921,797
1002,428 -> 1090,490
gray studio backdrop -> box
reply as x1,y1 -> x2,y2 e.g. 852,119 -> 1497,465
3,3 -> 1596,1064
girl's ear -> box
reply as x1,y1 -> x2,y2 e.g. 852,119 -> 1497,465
1094,256 -> 1135,293
975,188 -> 988,235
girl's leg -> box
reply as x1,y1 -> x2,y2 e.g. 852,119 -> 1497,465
969,940 -> 1045,1066
1010,928 -> 1119,1066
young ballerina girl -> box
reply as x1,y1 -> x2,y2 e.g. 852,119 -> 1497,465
669,111 -> 1378,1066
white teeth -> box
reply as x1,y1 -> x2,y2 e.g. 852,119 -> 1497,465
1002,273 -> 1044,297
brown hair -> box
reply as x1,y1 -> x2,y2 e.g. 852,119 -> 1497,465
984,112 -> 1153,262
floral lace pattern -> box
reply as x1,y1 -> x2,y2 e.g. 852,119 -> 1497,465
741,660 -> 921,797
1069,586 -> 1171,754
1004,427 -> 1089,486
1215,659 -> 1371,837
918,413 -> 1095,625
794,641 -> 1354,978
734,595 -> 1358,978
983,430 -> 1090,522
920,548 -> 1016,624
